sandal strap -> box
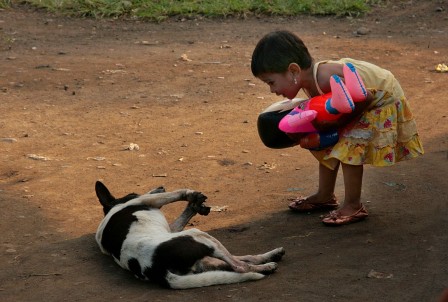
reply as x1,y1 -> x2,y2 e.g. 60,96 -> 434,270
322,204 -> 368,226
289,196 -> 338,212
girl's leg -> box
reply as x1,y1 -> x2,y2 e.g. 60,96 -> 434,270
289,162 -> 340,211
338,163 -> 364,215
321,163 -> 368,225
316,162 -> 339,201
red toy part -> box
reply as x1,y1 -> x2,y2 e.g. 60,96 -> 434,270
308,92 -> 342,123
278,63 -> 367,134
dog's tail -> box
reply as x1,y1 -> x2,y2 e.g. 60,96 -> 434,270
166,271 -> 265,289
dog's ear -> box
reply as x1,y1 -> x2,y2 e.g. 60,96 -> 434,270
95,181 -> 116,214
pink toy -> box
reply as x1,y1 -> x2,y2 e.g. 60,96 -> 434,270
279,62 -> 367,134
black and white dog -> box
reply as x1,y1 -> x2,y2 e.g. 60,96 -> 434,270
95,181 -> 285,289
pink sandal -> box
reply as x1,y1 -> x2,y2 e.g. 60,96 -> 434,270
322,204 -> 368,226
288,195 -> 339,213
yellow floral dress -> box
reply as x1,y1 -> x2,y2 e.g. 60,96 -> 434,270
310,58 -> 424,170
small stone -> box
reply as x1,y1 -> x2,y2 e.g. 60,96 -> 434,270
356,27 -> 370,35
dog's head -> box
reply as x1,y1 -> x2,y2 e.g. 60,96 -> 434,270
95,181 -> 165,215
95,181 -> 139,215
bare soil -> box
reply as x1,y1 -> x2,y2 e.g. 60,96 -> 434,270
1,1 -> 447,301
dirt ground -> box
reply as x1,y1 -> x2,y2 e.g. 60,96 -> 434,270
0,1 -> 447,301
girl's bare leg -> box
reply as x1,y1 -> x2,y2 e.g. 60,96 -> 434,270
338,163 -> 364,215
304,162 -> 340,203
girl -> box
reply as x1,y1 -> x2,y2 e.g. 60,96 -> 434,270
252,30 -> 424,226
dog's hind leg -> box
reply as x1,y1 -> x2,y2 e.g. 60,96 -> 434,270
193,255 -> 279,275
184,229 -> 278,274
195,248 -> 285,268
235,247 -> 285,264
192,256 -> 235,272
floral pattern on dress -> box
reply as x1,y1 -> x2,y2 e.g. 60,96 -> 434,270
313,90 -> 424,169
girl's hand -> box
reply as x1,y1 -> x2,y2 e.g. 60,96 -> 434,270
299,133 -> 321,149
285,132 -> 306,144
299,131 -> 339,150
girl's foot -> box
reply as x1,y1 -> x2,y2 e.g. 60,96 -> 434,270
322,204 -> 368,226
288,194 -> 338,212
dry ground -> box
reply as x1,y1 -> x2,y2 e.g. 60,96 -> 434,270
1,1 -> 447,301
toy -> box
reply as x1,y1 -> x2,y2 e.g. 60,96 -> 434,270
279,62 -> 367,134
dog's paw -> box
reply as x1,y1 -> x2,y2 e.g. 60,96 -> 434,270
196,204 -> 211,216
186,191 -> 207,204
259,262 -> 278,275
149,186 -> 166,194
269,247 -> 286,262
186,191 -> 209,215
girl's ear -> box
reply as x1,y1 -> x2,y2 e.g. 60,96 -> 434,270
287,63 -> 301,74
287,63 -> 301,79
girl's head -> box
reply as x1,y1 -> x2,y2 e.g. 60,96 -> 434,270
251,30 -> 312,77
251,31 -> 313,100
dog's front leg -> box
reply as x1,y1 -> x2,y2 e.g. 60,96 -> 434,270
170,192 -> 210,232
135,190 -> 206,209
169,207 -> 197,232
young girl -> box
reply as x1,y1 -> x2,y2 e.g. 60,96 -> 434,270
252,30 -> 424,226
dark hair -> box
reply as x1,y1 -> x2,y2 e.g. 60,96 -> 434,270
251,30 -> 313,77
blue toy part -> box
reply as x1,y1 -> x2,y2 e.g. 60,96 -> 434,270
310,130 -> 339,151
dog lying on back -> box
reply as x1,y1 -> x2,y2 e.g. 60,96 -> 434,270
95,181 -> 285,289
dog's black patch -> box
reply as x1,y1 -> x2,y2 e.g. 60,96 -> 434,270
146,235 -> 214,286
101,205 -> 150,259
102,193 -> 139,215
128,258 -> 145,279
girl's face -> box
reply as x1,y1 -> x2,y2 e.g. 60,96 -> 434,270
258,71 -> 300,100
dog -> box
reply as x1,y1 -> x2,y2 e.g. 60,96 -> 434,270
94,181 -> 285,289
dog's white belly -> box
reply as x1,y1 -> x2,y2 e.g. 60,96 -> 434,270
120,232 -> 180,270
118,210 -> 175,269
132,210 -> 171,233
